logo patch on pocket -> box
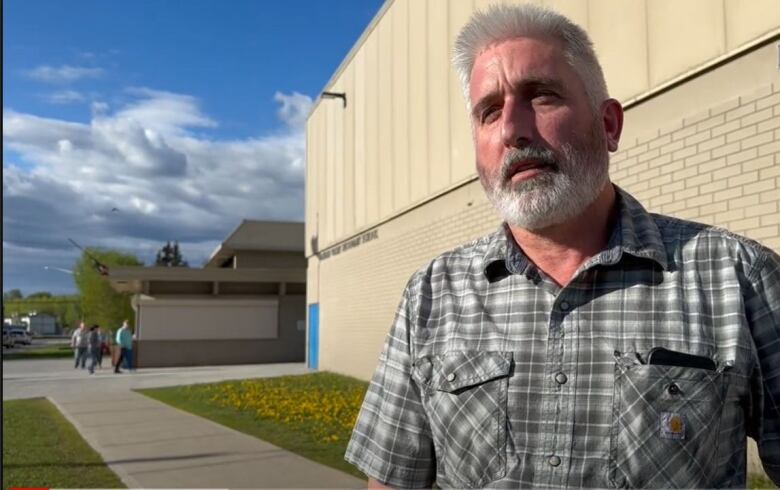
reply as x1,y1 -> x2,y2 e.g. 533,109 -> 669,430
660,412 -> 685,440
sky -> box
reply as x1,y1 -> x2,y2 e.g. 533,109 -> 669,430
3,0 -> 385,296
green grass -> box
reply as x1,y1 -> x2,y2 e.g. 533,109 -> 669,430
3,398 -> 126,489
750,474 -> 778,489
3,344 -> 74,360
139,372 -> 369,480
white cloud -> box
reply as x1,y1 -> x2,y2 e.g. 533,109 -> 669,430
3,88 -> 307,292
47,90 -> 86,104
25,65 -> 104,83
274,91 -> 313,129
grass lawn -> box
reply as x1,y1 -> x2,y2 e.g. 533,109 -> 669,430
3,344 -> 74,360
139,371 -> 368,480
3,398 -> 125,489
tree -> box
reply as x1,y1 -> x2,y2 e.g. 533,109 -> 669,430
27,291 -> 53,299
3,289 -> 23,301
73,248 -> 142,331
155,241 -> 189,267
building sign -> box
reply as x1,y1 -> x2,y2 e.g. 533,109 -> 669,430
319,229 -> 378,260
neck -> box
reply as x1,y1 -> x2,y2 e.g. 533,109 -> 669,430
507,183 -> 616,287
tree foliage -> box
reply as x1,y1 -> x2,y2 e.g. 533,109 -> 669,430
74,248 -> 142,332
3,295 -> 81,329
3,289 -> 24,301
155,241 -> 189,267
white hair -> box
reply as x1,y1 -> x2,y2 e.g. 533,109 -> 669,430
452,3 -> 609,111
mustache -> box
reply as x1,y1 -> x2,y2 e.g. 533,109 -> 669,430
500,146 -> 559,181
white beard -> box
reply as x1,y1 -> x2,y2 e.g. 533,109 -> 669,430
479,123 -> 610,230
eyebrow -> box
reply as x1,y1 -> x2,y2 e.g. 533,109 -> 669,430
471,76 -> 567,119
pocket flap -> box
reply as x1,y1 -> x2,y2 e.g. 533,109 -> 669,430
415,351 -> 512,393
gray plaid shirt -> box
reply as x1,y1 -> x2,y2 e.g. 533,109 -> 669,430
345,188 -> 780,489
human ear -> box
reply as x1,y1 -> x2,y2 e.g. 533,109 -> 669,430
600,98 -> 624,152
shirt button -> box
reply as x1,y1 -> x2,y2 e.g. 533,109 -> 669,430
554,372 -> 568,385
560,301 -> 570,311
549,455 -> 561,467
446,373 -> 456,382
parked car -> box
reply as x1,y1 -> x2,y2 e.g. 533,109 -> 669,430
9,328 -> 32,345
2,328 -> 15,348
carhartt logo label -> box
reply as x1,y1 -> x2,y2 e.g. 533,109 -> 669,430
660,411 -> 686,440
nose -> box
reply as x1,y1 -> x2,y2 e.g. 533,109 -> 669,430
501,98 -> 535,148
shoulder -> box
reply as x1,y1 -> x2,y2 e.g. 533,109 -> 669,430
652,213 -> 774,276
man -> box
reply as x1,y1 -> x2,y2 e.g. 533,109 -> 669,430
70,322 -> 88,369
87,325 -> 100,375
114,320 -> 133,374
345,4 -> 779,489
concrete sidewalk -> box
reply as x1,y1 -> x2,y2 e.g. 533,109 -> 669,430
51,390 -> 365,488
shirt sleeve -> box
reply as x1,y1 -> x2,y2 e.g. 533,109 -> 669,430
345,277 -> 436,488
745,247 -> 780,485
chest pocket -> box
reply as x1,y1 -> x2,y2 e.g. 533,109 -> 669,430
413,350 -> 512,488
608,355 -> 727,489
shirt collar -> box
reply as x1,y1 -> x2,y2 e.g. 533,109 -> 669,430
482,186 -> 669,281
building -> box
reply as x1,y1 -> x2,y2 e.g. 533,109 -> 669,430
109,220 -> 306,367
24,313 -> 59,335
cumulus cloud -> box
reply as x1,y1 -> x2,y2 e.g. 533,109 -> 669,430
25,65 -> 104,83
3,88 -> 308,293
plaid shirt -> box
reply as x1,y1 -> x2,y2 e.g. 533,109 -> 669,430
345,188 -> 780,489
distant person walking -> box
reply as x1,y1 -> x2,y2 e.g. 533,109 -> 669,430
87,325 -> 100,375
96,326 -> 108,368
114,320 -> 133,374
70,322 -> 89,369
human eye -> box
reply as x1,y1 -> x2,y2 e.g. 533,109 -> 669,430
479,105 -> 501,124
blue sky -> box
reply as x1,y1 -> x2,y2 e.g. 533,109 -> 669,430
3,0 -> 384,296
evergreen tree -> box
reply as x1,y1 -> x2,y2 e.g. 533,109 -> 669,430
154,241 -> 189,267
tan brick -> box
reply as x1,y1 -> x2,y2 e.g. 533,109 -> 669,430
654,172 -> 674,186
660,138 -> 686,155
698,135 -> 726,152
741,107 -> 774,127
759,164 -> 780,179
658,118 -> 684,136
725,102 -> 756,122
704,200 -> 728,214
758,116 -> 780,133
698,157 -> 728,174
717,208 -> 746,223
696,113 -> 726,132
711,141 -> 741,158
729,148 -> 760,167
761,213 -> 780,226
760,189 -> 779,204
763,236 -> 780,252
728,170 -> 759,187
664,180 -> 686,193
748,225 -> 779,240
648,133 -> 672,151
628,143 -> 649,158
651,193 -> 675,207
686,172 -> 712,188
726,125 -> 757,144
673,166 -> 699,181
638,167 -> 662,183
672,125 -> 698,142
652,152 -> 674,171
729,217 -> 760,231
757,91 -> 780,111
674,187 -> 700,201
741,84 -> 773,104
686,194 -> 713,208
638,148 -> 661,163
673,145 -> 697,161
744,179 -> 776,196
730,194 -> 761,210
700,179 -> 729,195
664,200 -> 687,214
710,97 -> 740,116
758,139 -> 780,157
742,131 -> 775,150
744,202 -> 778,218
712,164 -> 742,181
715,186 -> 743,201
685,152 -> 711,167
684,130 -> 711,148
742,155 -> 775,173
675,206 -> 700,220
683,110 -> 711,127
712,119 -> 741,137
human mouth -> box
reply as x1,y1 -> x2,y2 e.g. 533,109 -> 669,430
504,159 -> 555,183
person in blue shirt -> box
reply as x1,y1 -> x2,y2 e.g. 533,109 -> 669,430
114,320 -> 133,373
